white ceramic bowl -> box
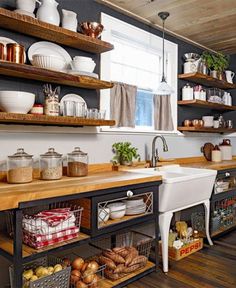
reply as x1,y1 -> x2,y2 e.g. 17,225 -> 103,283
70,60 -> 96,73
0,91 -> 35,114
107,202 -> 126,220
73,56 -> 94,62
32,54 -> 66,71
98,208 -> 110,223
202,116 -> 214,127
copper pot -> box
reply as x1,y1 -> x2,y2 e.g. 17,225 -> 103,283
0,43 -> 4,61
6,43 -> 25,64
192,119 -> 200,127
184,119 -> 192,127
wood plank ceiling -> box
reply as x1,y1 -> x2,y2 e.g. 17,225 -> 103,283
100,0 -> 236,55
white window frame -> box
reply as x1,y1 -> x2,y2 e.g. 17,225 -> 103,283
100,13 -> 178,135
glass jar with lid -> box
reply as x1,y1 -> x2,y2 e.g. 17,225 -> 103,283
40,148 -> 62,180
7,148 -> 33,184
67,147 -> 88,177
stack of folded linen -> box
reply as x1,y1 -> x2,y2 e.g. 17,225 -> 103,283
23,208 -> 79,249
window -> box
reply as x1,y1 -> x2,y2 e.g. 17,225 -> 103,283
100,13 -> 178,133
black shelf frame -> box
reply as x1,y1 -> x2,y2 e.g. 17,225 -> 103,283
0,181 -> 161,288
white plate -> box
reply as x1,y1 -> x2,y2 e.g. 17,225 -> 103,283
0,37 -> 26,62
125,208 -> 146,215
59,94 -> 87,115
28,41 -> 72,68
67,70 -> 99,79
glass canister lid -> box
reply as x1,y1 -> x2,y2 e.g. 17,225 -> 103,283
40,148 -> 62,158
68,147 -> 87,156
8,148 -> 33,159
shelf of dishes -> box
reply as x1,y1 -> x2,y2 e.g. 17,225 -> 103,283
0,8 -> 113,53
178,100 -> 236,112
178,126 -> 236,133
75,192 -> 153,232
214,171 -> 236,194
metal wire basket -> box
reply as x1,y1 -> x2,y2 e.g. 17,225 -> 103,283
9,255 -> 71,288
6,203 -> 83,250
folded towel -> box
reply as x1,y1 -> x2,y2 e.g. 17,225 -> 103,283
35,208 -> 72,227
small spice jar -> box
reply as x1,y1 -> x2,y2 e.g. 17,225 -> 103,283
67,147 -> 88,177
30,104 -> 44,115
7,148 -> 33,184
40,148 -> 62,180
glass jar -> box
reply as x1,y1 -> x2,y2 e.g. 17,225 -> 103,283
40,148 -> 62,180
7,148 -> 33,184
67,147 -> 88,177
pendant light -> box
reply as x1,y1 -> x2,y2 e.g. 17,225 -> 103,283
156,11 -> 174,95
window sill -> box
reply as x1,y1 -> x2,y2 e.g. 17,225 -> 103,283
100,127 -> 182,136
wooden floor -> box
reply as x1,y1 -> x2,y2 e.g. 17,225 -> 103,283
128,231 -> 236,288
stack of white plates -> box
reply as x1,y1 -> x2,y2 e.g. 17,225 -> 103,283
124,198 -> 146,215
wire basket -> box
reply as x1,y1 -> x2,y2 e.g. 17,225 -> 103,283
91,231 -> 153,281
9,255 -> 71,288
61,253 -> 106,288
6,203 -> 83,250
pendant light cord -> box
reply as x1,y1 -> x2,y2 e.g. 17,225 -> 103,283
162,18 -> 165,82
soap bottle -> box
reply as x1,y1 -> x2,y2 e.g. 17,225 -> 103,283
211,145 -> 222,162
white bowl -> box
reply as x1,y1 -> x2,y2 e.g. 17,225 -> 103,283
32,54 -> 66,71
0,91 -> 35,114
70,60 -> 96,73
98,208 -> 110,223
107,202 -> 126,220
73,56 -> 94,62
202,116 -> 214,127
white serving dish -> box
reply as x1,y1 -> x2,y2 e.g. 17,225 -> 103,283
28,41 -> 72,69
124,198 -> 144,208
202,116 -> 214,127
32,54 -> 66,71
73,56 -> 94,62
98,208 -> 110,223
107,202 -> 126,220
66,70 -> 99,79
70,60 -> 96,73
0,91 -> 35,114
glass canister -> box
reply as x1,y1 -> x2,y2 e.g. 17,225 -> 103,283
7,148 -> 33,184
40,148 -> 62,180
67,147 -> 88,177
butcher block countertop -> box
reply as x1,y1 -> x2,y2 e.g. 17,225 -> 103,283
0,170 -> 162,211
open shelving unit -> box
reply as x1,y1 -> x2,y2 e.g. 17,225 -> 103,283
178,126 -> 236,133
0,112 -> 116,127
0,61 -> 113,90
178,72 -> 236,89
178,99 -> 236,111
0,8 -> 113,53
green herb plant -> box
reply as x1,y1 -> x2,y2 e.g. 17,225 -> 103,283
112,142 -> 140,165
201,51 -> 229,72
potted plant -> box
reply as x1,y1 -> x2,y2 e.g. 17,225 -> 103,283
201,51 -> 229,79
112,142 -> 140,166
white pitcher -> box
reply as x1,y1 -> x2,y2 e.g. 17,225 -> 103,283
36,0 -> 60,26
62,9 -> 78,32
225,70 -> 235,84
16,0 -> 38,13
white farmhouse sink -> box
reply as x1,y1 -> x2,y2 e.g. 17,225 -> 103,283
129,164 -> 217,273
129,165 -> 217,212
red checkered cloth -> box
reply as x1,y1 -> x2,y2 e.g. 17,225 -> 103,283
35,208 -> 72,227
23,227 -> 79,249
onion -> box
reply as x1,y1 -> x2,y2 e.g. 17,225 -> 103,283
82,269 -> 95,284
72,257 -> 84,271
75,281 -> 87,288
70,269 -> 81,284
62,257 -> 71,267
90,274 -> 99,288
80,262 -> 88,273
87,261 -> 99,273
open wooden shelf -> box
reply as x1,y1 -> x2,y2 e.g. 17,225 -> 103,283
101,261 -> 155,288
0,232 -> 90,258
0,8 -> 113,53
178,73 -> 236,89
178,126 -> 236,133
0,112 -> 115,127
211,222 -> 236,237
178,99 -> 236,111
0,61 -> 113,89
